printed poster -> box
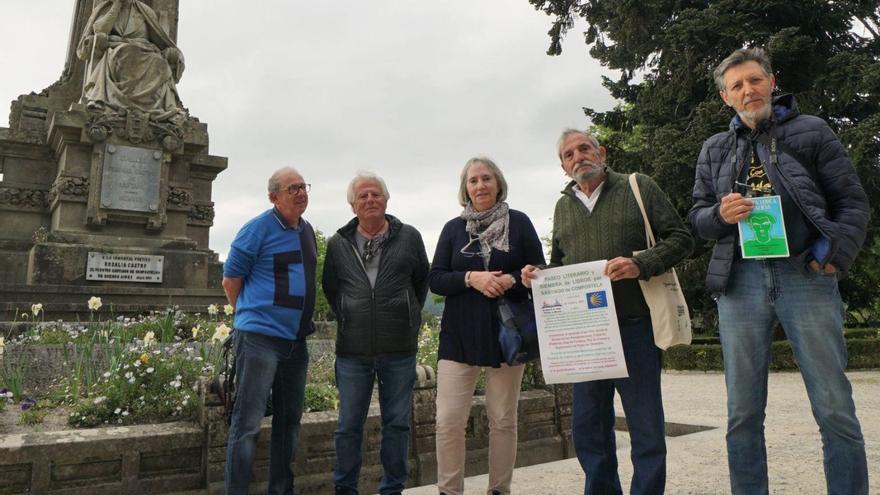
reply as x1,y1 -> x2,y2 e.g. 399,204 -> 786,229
738,195 -> 790,259
531,260 -> 628,384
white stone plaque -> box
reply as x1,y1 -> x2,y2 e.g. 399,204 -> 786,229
86,252 -> 164,283
100,144 -> 162,212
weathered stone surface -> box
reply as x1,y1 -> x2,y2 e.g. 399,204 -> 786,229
0,0 -> 226,320
0,370 -> 575,494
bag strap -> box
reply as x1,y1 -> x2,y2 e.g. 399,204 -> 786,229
628,173 -> 656,248
753,130 -> 815,179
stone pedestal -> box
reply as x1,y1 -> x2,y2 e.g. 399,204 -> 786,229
0,0 -> 227,320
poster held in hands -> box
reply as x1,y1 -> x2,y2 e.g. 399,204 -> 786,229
531,260 -> 628,384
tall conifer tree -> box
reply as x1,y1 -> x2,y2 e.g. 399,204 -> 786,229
530,0 -> 880,326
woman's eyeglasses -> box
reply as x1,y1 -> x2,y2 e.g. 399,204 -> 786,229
459,235 -> 490,258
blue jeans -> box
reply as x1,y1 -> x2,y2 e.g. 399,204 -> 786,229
333,354 -> 416,495
225,330 -> 309,495
572,317 -> 666,495
717,259 -> 868,495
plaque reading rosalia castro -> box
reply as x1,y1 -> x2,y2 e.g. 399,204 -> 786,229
100,144 -> 162,212
87,252 -> 164,283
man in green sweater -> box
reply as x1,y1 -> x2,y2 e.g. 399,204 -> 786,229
522,129 -> 692,495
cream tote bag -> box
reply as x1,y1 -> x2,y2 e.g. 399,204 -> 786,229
628,173 -> 693,349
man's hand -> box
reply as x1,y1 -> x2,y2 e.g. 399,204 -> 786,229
520,265 -> 541,288
604,257 -> 641,281
719,193 -> 755,224
809,260 -> 838,274
469,271 -> 510,298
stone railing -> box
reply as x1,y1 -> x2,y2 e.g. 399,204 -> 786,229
1,365 -> 577,494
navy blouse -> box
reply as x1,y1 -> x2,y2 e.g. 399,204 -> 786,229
428,209 -> 545,367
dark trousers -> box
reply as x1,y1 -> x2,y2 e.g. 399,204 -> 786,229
571,317 -> 666,495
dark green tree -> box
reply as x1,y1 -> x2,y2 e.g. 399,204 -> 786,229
314,229 -> 332,321
530,0 -> 880,330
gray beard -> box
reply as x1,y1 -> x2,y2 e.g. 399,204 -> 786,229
738,101 -> 772,127
574,162 -> 604,182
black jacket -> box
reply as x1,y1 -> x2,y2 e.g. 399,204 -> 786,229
322,215 -> 430,357
689,94 -> 870,293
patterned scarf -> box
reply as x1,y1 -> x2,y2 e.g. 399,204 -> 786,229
460,201 -> 510,254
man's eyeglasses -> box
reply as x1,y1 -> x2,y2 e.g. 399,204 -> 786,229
362,238 -> 380,263
285,183 -> 311,195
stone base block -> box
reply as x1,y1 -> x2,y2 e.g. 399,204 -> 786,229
0,282 -> 226,321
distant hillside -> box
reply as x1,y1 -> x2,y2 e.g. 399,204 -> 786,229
423,291 -> 444,317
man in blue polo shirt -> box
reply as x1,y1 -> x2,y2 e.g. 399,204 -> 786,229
222,166 -> 318,495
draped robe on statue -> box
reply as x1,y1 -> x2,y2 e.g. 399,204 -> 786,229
77,0 -> 185,121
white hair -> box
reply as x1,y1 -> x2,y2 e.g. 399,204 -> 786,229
347,171 -> 390,204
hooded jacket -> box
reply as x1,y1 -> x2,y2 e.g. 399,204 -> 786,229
689,94 -> 870,293
322,215 -> 429,357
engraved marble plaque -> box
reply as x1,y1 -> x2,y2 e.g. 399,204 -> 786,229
100,144 -> 162,212
86,252 -> 164,283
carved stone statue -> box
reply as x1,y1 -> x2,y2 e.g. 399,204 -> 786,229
77,0 -> 186,122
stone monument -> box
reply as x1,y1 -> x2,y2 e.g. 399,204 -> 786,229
0,0 -> 227,319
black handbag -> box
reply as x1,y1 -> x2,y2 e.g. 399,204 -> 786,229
497,295 -> 540,366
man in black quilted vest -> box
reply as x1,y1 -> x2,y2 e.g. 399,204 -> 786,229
689,47 -> 870,495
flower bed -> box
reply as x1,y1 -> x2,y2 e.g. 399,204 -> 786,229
0,298 -> 339,432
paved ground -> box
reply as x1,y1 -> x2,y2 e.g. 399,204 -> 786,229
403,370 -> 879,494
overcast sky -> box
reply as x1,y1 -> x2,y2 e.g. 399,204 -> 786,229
0,1 -> 616,261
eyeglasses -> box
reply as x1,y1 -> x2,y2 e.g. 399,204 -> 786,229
362,238 -> 381,263
285,183 -> 311,195
459,235 -> 491,258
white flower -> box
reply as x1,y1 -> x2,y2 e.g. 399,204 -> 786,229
122,410 -> 130,417
114,408 -> 121,415
103,372 -> 111,378
207,304 -> 218,316
143,331 -> 156,346
87,296 -> 103,311
31,303 -> 43,317
223,304 -> 234,316
146,367 -> 155,374
93,396 -> 106,404
125,371 -> 133,380
211,323 -> 231,342
133,360 -> 141,368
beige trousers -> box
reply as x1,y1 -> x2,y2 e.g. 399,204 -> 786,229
435,359 -> 525,495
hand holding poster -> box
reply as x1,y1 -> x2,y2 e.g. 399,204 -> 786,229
531,260 -> 628,384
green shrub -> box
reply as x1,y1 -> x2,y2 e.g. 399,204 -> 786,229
66,345 -> 203,427
416,323 -> 440,372
845,328 -> 880,340
663,338 -> 880,371
304,383 -> 339,412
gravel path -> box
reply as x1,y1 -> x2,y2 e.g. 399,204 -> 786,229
404,370 -> 879,495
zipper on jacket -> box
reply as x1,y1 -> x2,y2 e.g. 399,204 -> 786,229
347,237 -> 377,355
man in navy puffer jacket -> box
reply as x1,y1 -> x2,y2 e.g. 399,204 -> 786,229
689,47 -> 869,495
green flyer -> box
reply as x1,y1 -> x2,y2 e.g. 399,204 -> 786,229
738,195 -> 790,259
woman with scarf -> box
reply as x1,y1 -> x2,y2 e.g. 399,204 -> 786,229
428,157 -> 545,495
